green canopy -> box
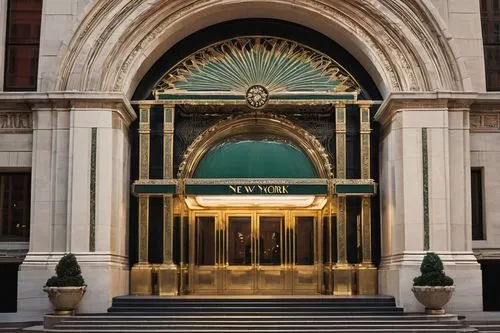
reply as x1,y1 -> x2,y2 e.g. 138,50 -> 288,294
193,140 -> 319,179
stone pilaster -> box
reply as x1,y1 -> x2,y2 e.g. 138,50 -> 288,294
17,93 -> 136,314
375,92 -> 482,312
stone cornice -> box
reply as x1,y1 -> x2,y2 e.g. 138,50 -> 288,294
0,91 -> 137,125
374,91 -> 480,127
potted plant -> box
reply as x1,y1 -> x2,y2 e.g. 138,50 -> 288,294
412,252 -> 454,314
43,253 -> 86,315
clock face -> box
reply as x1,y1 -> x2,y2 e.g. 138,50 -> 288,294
246,85 -> 269,109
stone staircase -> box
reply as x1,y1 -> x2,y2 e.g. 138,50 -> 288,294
44,296 -> 477,332
468,321 -> 500,333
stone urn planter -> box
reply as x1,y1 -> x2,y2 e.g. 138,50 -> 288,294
44,286 -> 87,315
44,253 -> 86,315
412,286 -> 455,315
412,253 -> 454,315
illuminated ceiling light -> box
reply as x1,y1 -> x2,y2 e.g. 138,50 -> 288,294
191,195 -> 317,208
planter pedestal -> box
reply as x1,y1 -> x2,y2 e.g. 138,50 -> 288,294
412,286 -> 455,314
44,286 -> 87,315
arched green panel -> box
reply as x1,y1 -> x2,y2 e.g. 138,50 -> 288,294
193,140 -> 319,178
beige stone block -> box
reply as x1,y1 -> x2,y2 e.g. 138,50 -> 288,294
0,134 -> 33,152
17,152 -> 33,167
450,225 -> 467,251
77,262 -> 129,313
55,111 -> 70,129
448,13 -> 482,39
403,222 -> 425,251
73,110 -> 113,128
430,0 -> 449,24
68,128 -> 91,252
401,128 -> 422,159
52,223 -> 67,252
461,56 -> 486,91
401,110 -> 447,129
29,202 -> 52,252
38,56 -> 59,92
449,0 -> 480,13
44,0 -> 74,15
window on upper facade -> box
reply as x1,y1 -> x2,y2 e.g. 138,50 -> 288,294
4,0 -> 43,91
0,173 -> 31,241
471,168 -> 485,241
481,0 -> 500,91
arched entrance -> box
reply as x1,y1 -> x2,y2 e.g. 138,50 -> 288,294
129,22 -> 380,297
180,114 -> 330,294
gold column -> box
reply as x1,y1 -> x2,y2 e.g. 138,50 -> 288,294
158,104 -> 179,296
324,184 -> 334,294
131,104 -> 153,295
179,191 -> 187,294
357,104 -> 377,295
333,103 -> 353,295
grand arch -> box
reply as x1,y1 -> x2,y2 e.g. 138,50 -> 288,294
14,0 -> 482,313
55,0 -> 470,98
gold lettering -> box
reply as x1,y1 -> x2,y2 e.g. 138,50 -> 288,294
230,184 -> 290,194
244,185 -> 255,193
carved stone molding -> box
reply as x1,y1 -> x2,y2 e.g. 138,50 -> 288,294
0,113 -> 32,132
375,92 -> 477,127
54,0 -> 466,96
0,92 -> 137,126
470,112 -> 500,132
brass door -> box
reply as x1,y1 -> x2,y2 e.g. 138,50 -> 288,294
191,210 -> 319,294
290,213 -> 319,293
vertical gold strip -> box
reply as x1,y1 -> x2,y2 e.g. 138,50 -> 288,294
139,105 -> 150,180
138,104 -> 151,263
138,196 -> 149,263
163,105 -> 175,265
361,197 -> 372,264
180,193 -> 185,293
360,105 -> 371,179
163,196 -> 174,265
357,104 -> 377,295
131,104 -> 152,296
336,196 -> 347,264
360,104 -> 373,264
163,105 -> 174,179
158,104 -> 178,296
335,103 -> 347,264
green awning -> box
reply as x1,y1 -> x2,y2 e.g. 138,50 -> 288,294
193,140 -> 319,179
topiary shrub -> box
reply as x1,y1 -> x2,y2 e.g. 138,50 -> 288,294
45,253 -> 86,287
413,252 -> 454,286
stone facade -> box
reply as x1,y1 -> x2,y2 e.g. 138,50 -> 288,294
0,0 -> 498,314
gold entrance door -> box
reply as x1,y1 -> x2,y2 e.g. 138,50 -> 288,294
255,214 -> 286,293
225,215 -> 254,293
224,213 -> 287,293
191,210 -> 319,294
191,213 -> 221,293
290,213 -> 319,293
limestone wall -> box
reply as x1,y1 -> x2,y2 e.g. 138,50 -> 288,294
431,0 -> 486,91
470,107 -> 500,259
25,0 -> 486,95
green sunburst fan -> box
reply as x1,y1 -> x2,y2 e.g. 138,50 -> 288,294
155,37 -> 359,94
